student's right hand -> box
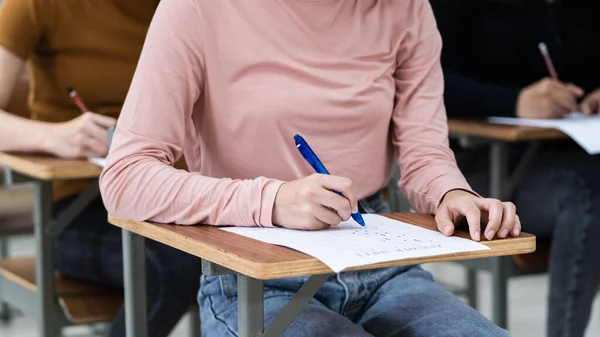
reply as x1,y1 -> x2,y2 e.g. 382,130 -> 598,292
44,112 -> 116,158
516,78 -> 584,119
272,174 -> 358,230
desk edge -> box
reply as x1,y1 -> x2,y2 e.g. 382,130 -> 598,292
109,215 -> 536,280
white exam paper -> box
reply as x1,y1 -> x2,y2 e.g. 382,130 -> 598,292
89,157 -> 107,168
488,113 -> 600,155
221,214 -> 489,273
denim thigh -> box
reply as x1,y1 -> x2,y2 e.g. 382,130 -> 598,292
358,266 -> 509,337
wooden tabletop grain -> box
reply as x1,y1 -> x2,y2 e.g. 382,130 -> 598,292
0,153 -> 102,180
108,213 -> 536,280
448,119 -> 566,142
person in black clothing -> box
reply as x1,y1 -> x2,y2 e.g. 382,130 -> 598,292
430,1 -> 600,336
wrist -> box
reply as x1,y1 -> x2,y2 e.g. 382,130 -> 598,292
263,179 -> 285,227
36,122 -> 56,154
515,90 -> 526,118
439,189 -> 479,207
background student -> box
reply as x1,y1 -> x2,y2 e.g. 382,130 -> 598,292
100,1 -> 520,336
430,1 -> 600,336
0,0 -> 200,336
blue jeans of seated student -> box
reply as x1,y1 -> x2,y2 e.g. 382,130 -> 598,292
455,142 -> 600,337
199,192 -> 509,337
54,196 -> 202,337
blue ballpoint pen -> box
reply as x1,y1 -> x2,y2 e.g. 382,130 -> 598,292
293,134 -> 366,227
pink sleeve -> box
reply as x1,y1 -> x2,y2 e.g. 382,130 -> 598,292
392,1 -> 473,215
99,0 -> 283,227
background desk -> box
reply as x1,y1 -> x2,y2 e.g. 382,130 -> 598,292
447,119 -> 566,142
447,119 -> 565,328
109,213 -> 536,337
0,153 -> 117,337
0,153 -> 102,181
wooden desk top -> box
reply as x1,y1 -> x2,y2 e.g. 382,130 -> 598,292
448,119 -> 566,142
0,153 -> 102,180
108,213 -> 536,280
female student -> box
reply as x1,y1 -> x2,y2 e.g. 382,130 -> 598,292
101,0 -> 520,336
0,0 -> 201,336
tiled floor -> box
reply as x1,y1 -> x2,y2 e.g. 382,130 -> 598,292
1,236 -> 599,337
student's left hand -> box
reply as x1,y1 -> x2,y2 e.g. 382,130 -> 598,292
580,88 -> 600,115
435,190 -> 521,242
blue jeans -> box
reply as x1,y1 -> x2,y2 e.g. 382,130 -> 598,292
199,192 -> 509,336
456,142 -> 600,337
54,196 -> 202,337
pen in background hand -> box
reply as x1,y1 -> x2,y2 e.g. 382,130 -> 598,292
293,134 -> 366,227
538,42 -> 559,80
66,86 -> 90,114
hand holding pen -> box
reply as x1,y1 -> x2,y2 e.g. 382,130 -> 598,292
271,134 -> 364,230
515,43 -> 584,119
39,87 -> 116,159
272,173 -> 362,230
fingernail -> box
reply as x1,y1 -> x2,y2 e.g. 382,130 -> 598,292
474,230 -> 480,241
500,229 -> 509,238
486,229 -> 496,240
352,206 -> 358,213
443,225 -> 453,235
515,228 -> 521,236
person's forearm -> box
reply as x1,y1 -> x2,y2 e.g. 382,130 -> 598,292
100,128 -> 284,226
0,109 -> 52,153
443,70 -> 521,118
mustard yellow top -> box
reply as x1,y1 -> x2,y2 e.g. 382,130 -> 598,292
0,0 -> 157,122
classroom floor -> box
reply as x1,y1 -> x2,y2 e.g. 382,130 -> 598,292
1,236 -> 599,337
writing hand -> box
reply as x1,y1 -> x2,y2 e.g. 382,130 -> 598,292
44,112 -> 116,158
272,174 -> 358,230
516,78 -> 583,119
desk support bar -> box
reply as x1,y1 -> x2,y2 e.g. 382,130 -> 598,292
2,167 -> 12,185
261,274 -> 330,337
202,260 -> 234,276
33,180 -> 61,337
0,233 -> 9,321
122,229 -> 148,337
45,180 -> 100,238
490,142 -> 508,199
238,275 -> 264,337
489,142 -> 510,328
4,169 -> 33,185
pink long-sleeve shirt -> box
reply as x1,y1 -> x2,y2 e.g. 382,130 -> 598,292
99,0 -> 473,227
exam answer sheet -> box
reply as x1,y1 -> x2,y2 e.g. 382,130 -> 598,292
89,157 -> 107,167
221,214 -> 489,273
489,113 -> 600,155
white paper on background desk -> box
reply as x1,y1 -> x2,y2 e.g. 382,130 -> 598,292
89,157 -> 107,167
488,113 -> 600,155
221,214 -> 489,273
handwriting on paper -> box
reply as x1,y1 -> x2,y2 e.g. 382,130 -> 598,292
221,214 -> 489,273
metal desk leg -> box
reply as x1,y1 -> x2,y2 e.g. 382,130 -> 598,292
2,167 -> 12,185
122,229 -> 148,337
238,275 -> 264,337
34,180 -> 60,337
0,236 -> 11,323
489,143 -> 509,328
490,255 -> 509,328
262,274 -> 329,337
466,269 -> 478,309
490,142 -> 508,200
